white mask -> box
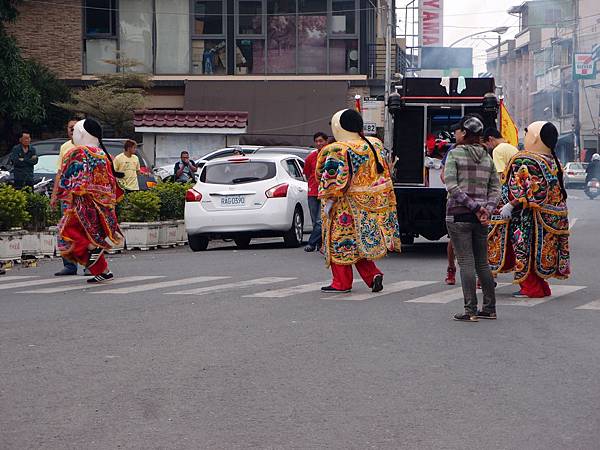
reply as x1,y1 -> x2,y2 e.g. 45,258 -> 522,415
72,120 -> 99,147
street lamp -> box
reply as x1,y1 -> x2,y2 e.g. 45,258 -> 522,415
449,27 -> 509,90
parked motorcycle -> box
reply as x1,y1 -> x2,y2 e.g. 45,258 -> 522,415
33,177 -> 53,197
585,178 -> 600,200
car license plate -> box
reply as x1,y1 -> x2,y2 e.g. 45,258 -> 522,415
220,195 -> 245,207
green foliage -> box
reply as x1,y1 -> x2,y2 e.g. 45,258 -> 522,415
152,182 -> 189,220
23,189 -> 51,232
0,184 -> 30,231
118,190 -> 161,223
0,0 -> 22,27
55,56 -> 152,137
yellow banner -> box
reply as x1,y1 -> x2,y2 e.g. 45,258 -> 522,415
499,100 -> 519,147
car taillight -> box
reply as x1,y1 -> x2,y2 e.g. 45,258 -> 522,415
185,188 -> 202,202
265,183 -> 288,198
139,166 -> 151,175
566,171 -> 575,175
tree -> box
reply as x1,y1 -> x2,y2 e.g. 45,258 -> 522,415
56,57 -> 152,137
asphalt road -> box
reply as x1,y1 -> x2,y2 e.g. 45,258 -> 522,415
1,189 -> 599,450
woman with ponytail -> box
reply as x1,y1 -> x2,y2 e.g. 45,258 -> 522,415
488,121 -> 570,299
315,109 -> 401,293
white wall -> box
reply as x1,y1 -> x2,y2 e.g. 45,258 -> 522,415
153,134 -> 227,167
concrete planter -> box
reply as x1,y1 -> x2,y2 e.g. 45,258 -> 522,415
121,222 -> 160,250
175,219 -> 187,245
39,231 -> 57,257
0,229 -> 25,262
158,221 -> 178,248
21,232 -> 42,257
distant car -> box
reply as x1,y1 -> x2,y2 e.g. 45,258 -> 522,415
184,153 -> 312,251
564,162 -> 587,188
153,146 -> 261,182
0,138 -> 157,190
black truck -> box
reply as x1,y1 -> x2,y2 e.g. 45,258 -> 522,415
389,77 -> 499,245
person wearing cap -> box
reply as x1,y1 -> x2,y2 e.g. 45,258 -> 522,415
488,121 -> 570,298
55,118 -> 124,284
444,115 -> 501,322
316,109 -> 401,293
482,127 -> 519,175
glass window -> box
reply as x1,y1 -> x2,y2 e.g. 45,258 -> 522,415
34,155 -> 60,174
299,0 -> 325,13
268,0 -> 295,13
330,39 -> 358,74
192,40 -> 227,74
331,0 -> 356,35
85,0 -> 117,35
85,39 -> 118,73
267,15 -> 296,73
194,0 -> 224,35
201,161 -> 276,184
298,15 -> 327,73
119,0 -> 153,72
236,39 -> 265,74
239,1 -> 263,35
284,159 -> 304,180
156,0 -> 190,74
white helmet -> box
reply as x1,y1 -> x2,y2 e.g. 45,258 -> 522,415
592,153 -> 600,161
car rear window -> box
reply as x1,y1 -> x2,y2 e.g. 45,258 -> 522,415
34,154 -> 60,173
201,161 -> 276,185
569,162 -> 584,170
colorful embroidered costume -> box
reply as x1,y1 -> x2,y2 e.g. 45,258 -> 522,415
488,151 -> 570,296
56,145 -> 123,274
316,139 -> 401,268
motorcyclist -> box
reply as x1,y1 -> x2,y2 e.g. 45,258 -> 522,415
585,153 -> 600,183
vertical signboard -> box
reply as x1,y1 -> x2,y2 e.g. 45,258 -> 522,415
419,0 -> 444,47
573,53 -> 596,80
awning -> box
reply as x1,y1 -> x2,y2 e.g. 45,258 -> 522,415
134,110 -> 248,134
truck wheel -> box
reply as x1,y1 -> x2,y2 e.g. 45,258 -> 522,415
188,234 -> 209,251
283,207 -> 304,248
400,234 -> 415,245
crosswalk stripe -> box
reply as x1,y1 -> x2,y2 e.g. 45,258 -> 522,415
576,299 -> 600,310
497,285 -> 586,307
326,280 -> 438,301
243,281 -> 329,298
406,283 -> 510,304
169,277 -> 296,295
0,275 -> 39,283
17,276 -> 164,294
94,276 -> 230,294
0,277 -> 84,290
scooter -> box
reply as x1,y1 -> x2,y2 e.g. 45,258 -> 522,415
33,177 -> 53,197
585,178 -> 600,199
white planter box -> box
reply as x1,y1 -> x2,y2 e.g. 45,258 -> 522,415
121,222 -> 160,250
0,229 -> 25,262
39,232 -> 57,257
158,221 -> 178,248
22,232 -> 41,257
176,219 -> 187,245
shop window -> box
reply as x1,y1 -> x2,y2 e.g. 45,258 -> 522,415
330,39 -> 359,74
236,39 -> 266,74
192,40 -> 227,74
194,0 -> 225,35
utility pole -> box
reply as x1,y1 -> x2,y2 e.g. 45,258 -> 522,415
573,0 -> 581,161
496,33 -> 501,96
384,0 -> 393,150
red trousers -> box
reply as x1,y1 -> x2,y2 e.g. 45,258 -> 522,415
330,260 -> 382,290
519,271 -> 551,298
61,220 -> 108,276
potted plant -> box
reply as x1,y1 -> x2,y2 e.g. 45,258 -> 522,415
118,190 -> 161,250
22,190 -> 57,257
0,185 -> 30,262
153,182 -> 187,247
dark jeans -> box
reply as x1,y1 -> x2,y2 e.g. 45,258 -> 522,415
14,179 -> 33,190
61,202 -> 77,273
446,221 -> 496,315
307,196 -> 322,248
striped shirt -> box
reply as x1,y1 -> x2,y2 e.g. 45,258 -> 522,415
444,144 -> 500,215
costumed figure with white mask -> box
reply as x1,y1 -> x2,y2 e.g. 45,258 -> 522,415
488,121 -> 570,298
316,109 -> 401,293
55,119 -> 124,283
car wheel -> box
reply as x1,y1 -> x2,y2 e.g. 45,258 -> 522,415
234,236 -> 252,249
188,234 -> 209,252
283,207 -> 304,248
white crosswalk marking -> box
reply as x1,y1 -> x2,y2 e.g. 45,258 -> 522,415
17,276 -> 164,294
243,281 -> 329,298
94,276 -> 230,294
326,280 -> 439,301
496,285 -> 586,307
0,276 -> 84,290
406,283 -> 510,304
576,299 -> 600,310
0,275 -> 39,283
169,277 -> 296,296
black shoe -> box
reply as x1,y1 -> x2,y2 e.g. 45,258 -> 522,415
87,247 -> 105,269
477,310 -> 497,320
55,268 -> 77,276
512,290 -> 529,299
304,245 -> 316,252
453,313 -> 479,322
321,285 -> 351,293
372,274 -> 384,293
87,272 -> 114,284
0,268 -> 5,275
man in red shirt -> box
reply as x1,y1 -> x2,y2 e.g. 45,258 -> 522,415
303,131 -> 329,252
